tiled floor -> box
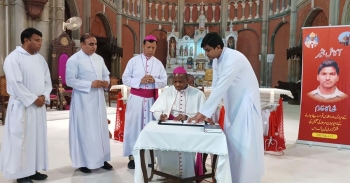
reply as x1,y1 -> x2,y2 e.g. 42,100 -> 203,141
0,102 -> 349,183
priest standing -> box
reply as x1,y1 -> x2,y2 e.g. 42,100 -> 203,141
150,66 -> 206,178
0,28 -> 52,183
122,35 -> 167,169
66,33 -> 113,173
190,32 -> 264,183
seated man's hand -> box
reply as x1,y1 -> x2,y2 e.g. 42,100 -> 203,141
160,114 -> 168,122
174,114 -> 187,121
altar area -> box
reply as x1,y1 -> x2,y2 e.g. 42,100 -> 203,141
165,2 -> 237,86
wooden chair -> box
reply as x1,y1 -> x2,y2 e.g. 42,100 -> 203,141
108,76 -> 120,106
0,75 -> 9,125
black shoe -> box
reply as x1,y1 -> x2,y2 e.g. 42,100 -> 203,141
148,163 -> 153,168
101,161 -> 113,170
29,171 -> 48,180
17,177 -> 33,183
79,167 -> 91,173
127,160 -> 135,169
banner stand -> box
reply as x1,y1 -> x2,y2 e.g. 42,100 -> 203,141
296,140 -> 350,150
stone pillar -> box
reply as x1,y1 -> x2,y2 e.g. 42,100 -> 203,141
248,1 -> 253,19
178,0 -> 185,37
269,0 -> 273,16
189,5 -> 193,22
161,4 -> 165,21
137,0 -> 140,17
197,6 -> 200,23
220,0 -> 228,37
0,0 -> 7,75
227,4 -> 230,21
148,2 -> 152,20
274,0 -> 280,14
329,0 -> 340,25
288,0 -> 297,81
204,5 -> 208,22
122,0 -> 125,14
289,0 -> 297,48
212,5 -> 215,22
168,4 -> 172,22
260,0 -> 270,87
255,0 -> 260,18
286,0 -> 291,10
83,0 -> 91,33
9,0 -> 26,50
37,2 -> 50,62
132,0 -> 135,16
281,0 -> 285,12
140,0 -> 146,53
116,0 -> 123,77
126,0 -> 130,15
241,2 -> 246,20
155,3 -> 159,21
233,3 -> 238,21
55,0 -> 64,38
175,5 -> 178,22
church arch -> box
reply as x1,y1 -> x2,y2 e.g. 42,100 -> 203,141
93,12 -> 113,38
270,21 -> 288,54
298,7 -> 324,45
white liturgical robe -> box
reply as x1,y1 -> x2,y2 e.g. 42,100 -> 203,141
122,54 -> 167,157
0,46 -> 52,179
199,48 -> 264,183
66,50 -> 111,169
150,85 -> 206,178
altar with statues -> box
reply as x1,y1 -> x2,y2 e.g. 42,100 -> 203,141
165,2 -> 238,87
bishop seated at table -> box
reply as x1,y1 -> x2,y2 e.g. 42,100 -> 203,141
150,66 -> 206,178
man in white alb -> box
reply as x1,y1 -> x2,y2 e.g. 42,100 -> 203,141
150,66 -> 206,178
0,28 -> 52,183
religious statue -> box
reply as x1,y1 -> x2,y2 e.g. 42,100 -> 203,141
227,36 -> 235,50
184,45 -> 188,56
179,45 -> 183,56
187,57 -> 193,69
57,83 -> 67,110
169,37 -> 176,58
189,46 -> 193,56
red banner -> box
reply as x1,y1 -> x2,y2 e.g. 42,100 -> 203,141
298,26 -> 350,146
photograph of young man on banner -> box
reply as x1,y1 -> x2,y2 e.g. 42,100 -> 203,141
307,59 -> 348,103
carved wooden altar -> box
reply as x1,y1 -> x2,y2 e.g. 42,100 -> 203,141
50,31 -> 77,85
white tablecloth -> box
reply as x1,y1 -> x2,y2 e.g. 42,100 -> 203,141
110,85 -> 293,106
132,121 -> 232,183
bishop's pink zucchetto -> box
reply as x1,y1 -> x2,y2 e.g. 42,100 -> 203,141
173,66 -> 187,74
144,35 -> 157,41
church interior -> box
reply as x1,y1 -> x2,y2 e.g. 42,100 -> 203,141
0,0 -> 350,182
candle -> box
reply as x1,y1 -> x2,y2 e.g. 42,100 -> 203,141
269,90 -> 274,103
123,85 -> 127,98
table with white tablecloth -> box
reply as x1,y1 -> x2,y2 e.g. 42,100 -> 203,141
132,121 -> 232,183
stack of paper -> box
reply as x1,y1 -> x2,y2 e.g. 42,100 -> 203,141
204,125 -> 222,133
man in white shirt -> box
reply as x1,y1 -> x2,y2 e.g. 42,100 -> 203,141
190,32 -> 264,183
150,66 -> 206,178
308,59 -> 347,103
66,33 -> 113,173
